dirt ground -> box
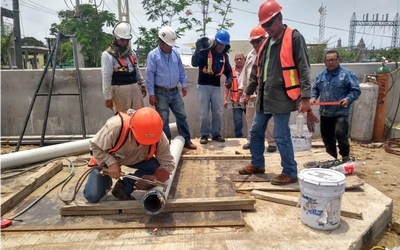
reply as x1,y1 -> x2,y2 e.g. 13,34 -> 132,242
1,141 -> 399,248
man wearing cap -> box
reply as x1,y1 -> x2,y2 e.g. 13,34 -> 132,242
191,29 -> 233,144
240,0 -> 312,185
239,26 -> 277,152
101,22 -> 146,113
146,26 -> 197,150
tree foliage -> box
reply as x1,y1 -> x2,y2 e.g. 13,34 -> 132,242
50,4 -> 117,67
1,25 -> 13,67
21,37 -> 46,47
134,27 -> 159,65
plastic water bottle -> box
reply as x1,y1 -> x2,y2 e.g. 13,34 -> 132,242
329,162 -> 364,175
296,113 -> 305,135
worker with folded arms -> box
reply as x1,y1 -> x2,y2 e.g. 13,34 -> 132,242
146,26 -> 197,150
83,107 -> 174,202
101,21 -> 147,113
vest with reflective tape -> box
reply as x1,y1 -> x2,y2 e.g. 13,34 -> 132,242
231,66 -> 239,102
256,27 -> 301,101
111,54 -> 138,86
202,50 -> 225,76
88,112 -> 156,166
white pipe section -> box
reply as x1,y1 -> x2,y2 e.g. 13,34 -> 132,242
1,123 -> 178,171
141,135 -> 185,215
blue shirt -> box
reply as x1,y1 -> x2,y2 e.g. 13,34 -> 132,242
146,47 -> 187,96
312,65 -> 361,117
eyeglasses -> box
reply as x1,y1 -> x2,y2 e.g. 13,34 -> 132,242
250,38 -> 263,45
261,14 -> 279,29
325,58 -> 338,63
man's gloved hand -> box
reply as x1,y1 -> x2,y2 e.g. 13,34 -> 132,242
195,38 -> 202,54
225,79 -> 232,89
306,109 -> 320,133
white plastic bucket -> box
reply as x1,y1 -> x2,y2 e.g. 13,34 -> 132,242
290,125 -> 312,152
298,168 -> 346,230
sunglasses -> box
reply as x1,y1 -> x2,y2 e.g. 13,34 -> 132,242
261,14 -> 279,29
250,38 -> 263,45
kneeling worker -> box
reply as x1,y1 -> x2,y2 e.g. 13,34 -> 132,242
83,107 -> 175,202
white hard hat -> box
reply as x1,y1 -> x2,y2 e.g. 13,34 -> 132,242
113,22 -> 132,40
158,26 -> 176,46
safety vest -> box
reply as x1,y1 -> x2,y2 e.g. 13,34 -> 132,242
111,53 -> 138,85
231,66 -> 239,102
256,27 -> 301,101
88,112 -> 156,167
202,50 -> 225,76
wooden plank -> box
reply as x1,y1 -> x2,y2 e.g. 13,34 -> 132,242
251,190 -> 363,220
181,154 -> 251,160
228,174 -> 269,182
234,174 -> 364,191
1,161 -> 63,216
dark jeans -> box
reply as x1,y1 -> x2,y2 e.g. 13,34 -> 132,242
233,107 -> 245,138
320,115 -> 350,159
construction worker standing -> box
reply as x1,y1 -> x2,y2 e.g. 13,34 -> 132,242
239,26 -> 277,152
84,107 -> 174,202
191,29 -> 233,144
101,22 -> 146,113
146,26 -> 197,150
239,0 -> 312,185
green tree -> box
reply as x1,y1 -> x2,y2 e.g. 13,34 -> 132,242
21,37 -> 45,47
134,27 -> 159,65
1,25 -> 13,67
50,4 -> 117,67
308,43 -> 327,64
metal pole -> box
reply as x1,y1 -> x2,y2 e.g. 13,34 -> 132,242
12,0 -> 23,69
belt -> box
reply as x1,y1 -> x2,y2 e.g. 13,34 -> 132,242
155,85 -> 178,92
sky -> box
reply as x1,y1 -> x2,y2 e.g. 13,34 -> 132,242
1,0 -> 400,54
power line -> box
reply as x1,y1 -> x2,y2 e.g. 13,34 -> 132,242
19,1 -> 58,16
356,0 -> 397,14
27,0 -> 58,13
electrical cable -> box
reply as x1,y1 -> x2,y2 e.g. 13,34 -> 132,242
384,138 -> 400,155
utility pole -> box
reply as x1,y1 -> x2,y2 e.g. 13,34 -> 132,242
13,0 -> 23,69
117,0 -> 130,22
318,4 -> 326,43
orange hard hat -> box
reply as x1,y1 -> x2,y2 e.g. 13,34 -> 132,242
249,26 -> 267,40
130,107 -> 163,145
258,0 -> 283,25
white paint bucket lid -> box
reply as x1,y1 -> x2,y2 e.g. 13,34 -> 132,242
299,168 -> 346,187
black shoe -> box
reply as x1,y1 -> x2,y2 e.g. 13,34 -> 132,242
200,136 -> 208,144
212,135 -> 225,142
112,180 -> 135,201
267,145 -> 277,153
242,143 -> 250,150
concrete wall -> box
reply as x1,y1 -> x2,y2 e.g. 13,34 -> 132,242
1,62 -> 400,138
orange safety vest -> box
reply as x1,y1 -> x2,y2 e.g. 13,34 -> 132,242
231,66 -> 239,102
202,50 -> 225,76
256,27 -> 301,101
114,54 -> 138,72
88,112 -> 156,167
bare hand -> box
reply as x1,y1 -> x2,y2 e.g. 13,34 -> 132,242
298,98 -> 311,113
238,89 -> 243,97
224,99 -> 228,109
149,95 -> 157,106
310,99 -> 317,105
182,87 -> 187,97
339,98 -> 349,107
105,99 -> 113,110
141,87 -> 147,98
243,94 -> 250,104
107,162 -> 121,179
134,175 -> 156,190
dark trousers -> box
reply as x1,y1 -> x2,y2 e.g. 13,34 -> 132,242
320,115 -> 350,159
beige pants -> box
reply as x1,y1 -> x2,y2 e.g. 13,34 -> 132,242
111,84 -> 144,113
246,97 -> 276,146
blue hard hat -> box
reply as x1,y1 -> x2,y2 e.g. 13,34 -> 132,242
215,29 -> 230,45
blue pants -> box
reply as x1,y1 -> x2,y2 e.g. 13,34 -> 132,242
83,158 -> 160,203
197,85 -> 223,137
249,112 -> 297,177
232,107 -> 245,138
155,88 -> 191,143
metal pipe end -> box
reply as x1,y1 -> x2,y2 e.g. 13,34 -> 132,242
141,190 -> 166,215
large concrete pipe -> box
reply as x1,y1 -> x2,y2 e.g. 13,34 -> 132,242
141,135 -> 185,215
1,123 -> 178,170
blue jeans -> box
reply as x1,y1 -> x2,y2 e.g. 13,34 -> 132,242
155,88 -> 191,143
197,85 -> 223,137
249,112 -> 297,177
83,158 -> 160,203
233,107 -> 244,138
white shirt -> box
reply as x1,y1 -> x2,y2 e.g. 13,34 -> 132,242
239,49 -> 258,98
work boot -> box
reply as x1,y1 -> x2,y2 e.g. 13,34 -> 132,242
112,180 -> 135,201
238,165 -> 265,175
242,143 -> 250,150
212,135 -> 225,142
271,174 -> 298,185
341,156 -> 355,163
200,136 -> 208,144
184,141 -> 197,150
266,145 -> 277,153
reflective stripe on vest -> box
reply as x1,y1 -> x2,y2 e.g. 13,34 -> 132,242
231,66 -> 239,102
88,112 -> 156,166
202,50 -> 225,76
256,27 -> 301,101
114,54 -> 137,72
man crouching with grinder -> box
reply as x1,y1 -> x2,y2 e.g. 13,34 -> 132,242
83,107 -> 174,202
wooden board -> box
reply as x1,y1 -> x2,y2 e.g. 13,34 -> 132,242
1,161 -> 63,216
234,174 -> 364,191
251,190 -> 363,220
